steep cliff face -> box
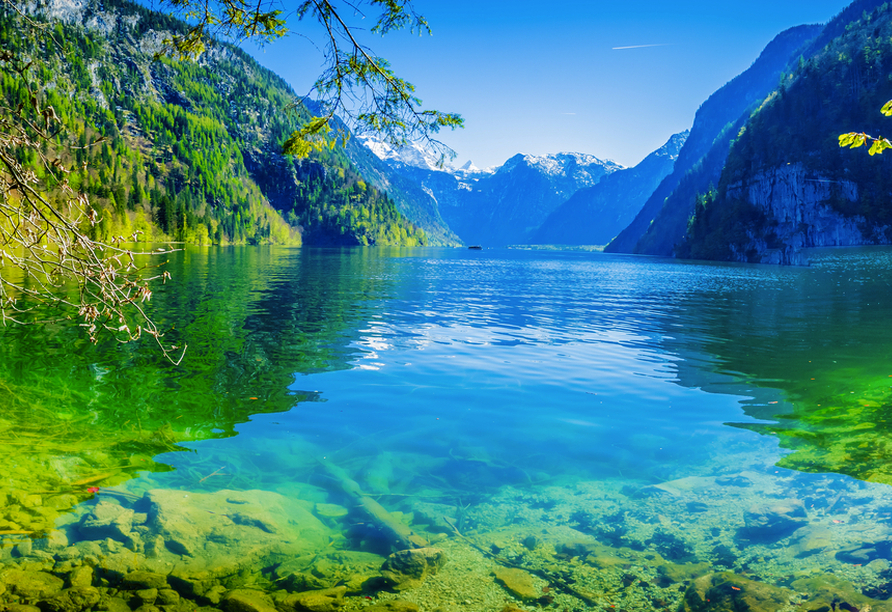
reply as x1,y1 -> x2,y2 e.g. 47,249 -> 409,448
681,1 -> 892,264
724,165 -> 889,264
605,24 -> 824,256
530,131 -> 687,246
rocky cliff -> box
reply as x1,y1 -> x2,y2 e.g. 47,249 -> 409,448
605,23 -> 824,256
680,0 -> 892,264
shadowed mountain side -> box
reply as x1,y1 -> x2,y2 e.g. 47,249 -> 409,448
605,23 -> 824,255
680,1 -> 892,263
530,131 -> 688,246
344,134 -> 462,246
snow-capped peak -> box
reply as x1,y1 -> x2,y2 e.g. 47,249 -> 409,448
358,135 -> 448,172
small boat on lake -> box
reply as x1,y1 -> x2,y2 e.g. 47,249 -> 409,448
468,245 -> 483,250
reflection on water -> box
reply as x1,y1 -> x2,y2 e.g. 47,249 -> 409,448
2,246 -> 892,611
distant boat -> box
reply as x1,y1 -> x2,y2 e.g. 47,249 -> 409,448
468,245 -> 483,250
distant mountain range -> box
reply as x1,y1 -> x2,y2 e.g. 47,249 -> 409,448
14,0 -> 891,262
360,141 -> 624,246
531,131 -> 688,247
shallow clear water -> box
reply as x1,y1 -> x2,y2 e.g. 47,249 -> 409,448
3,246 -> 892,610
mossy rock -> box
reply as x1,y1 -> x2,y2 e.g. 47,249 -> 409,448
380,548 -> 446,591
492,567 -> 539,601
0,568 -> 65,601
791,574 -> 892,612
683,572 -> 792,612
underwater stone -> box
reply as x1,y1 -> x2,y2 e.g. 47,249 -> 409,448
78,502 -> 136,545
409,502 -> 458,532
738,500 -> 807,542
144,489 -> 330,574
133,588 -> 159,606
40,586 -> 102,612
36,530 -> 69,552
0,568 -> 65,601
792,527 -> 833,557
222,588 -> 278,612
492,567 -> 539,601
363,601 -> 419,612
790,574 -> 890,612
96,594 -> 131,612
121,572 -> 169,591
522,535 -> 541,551
380,548 -> 447,591
67,566 -> 94,589
14,539 -> 33,557
835,540 -> 892,565
683,572 -> 792,612
156,589 -> 180,606
276,586 -> 346,612
313,504 -> 348,519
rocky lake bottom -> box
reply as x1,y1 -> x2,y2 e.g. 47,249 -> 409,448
3,434 -> 892,612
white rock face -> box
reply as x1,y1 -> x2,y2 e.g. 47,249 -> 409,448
726,163 -> 890,264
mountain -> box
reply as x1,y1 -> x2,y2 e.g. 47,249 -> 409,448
679,0 -> 892,264
343,136 -> 462,245
530,131 -> 688,246
367,148 -> 623,246
605,23 -> 824,256
1,0 -> 433,247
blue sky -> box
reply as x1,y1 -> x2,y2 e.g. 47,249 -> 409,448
246,0 -> 850,169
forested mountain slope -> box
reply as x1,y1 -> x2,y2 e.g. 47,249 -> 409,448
530,131 -> 687,246
605,24 -> 824,255
680,1 -> 892,263
1,0 -> 430,247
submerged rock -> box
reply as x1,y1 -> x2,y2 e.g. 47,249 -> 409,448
835,539 -> 892,565
738,500 -> 807,542
380,548 -> 447,591
492,567 -> 539,601
41,586 -> 102,612
222,588 -> 278,612
363,602 -> 419,612
683,572 -> 792,612
0,568 -> 65,601
78,501 -> 139,548
277,586 -> 346,612
791,573 -> 892,612
137,488 -> 331,574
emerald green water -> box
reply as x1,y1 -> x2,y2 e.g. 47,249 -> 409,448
3,246 -> 892,611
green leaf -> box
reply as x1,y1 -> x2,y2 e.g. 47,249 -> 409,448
882,100 -> 892,117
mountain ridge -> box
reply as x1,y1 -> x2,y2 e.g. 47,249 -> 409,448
530,131 -> 688,247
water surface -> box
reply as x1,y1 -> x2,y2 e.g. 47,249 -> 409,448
3,246 -> 892,611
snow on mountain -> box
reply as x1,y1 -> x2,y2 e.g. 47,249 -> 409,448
357,135 -> 449,173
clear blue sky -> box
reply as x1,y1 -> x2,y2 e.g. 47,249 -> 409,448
245,0 -> 849,169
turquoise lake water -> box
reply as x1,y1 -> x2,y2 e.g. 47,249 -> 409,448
4,246 -> 892,611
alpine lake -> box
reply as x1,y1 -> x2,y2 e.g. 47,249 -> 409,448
2,245 -> 892,612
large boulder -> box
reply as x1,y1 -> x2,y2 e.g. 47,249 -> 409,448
737,500 -> 807,542
683,573 -> 791,612
138,489 -> 332,574
380,548 -> 446,591
222,588 -> 278,612
276,586 -> 346,612
0,569 -> 65,601
492,567 -> 539,601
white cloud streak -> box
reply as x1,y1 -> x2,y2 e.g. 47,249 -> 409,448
612,43 -> 673,50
